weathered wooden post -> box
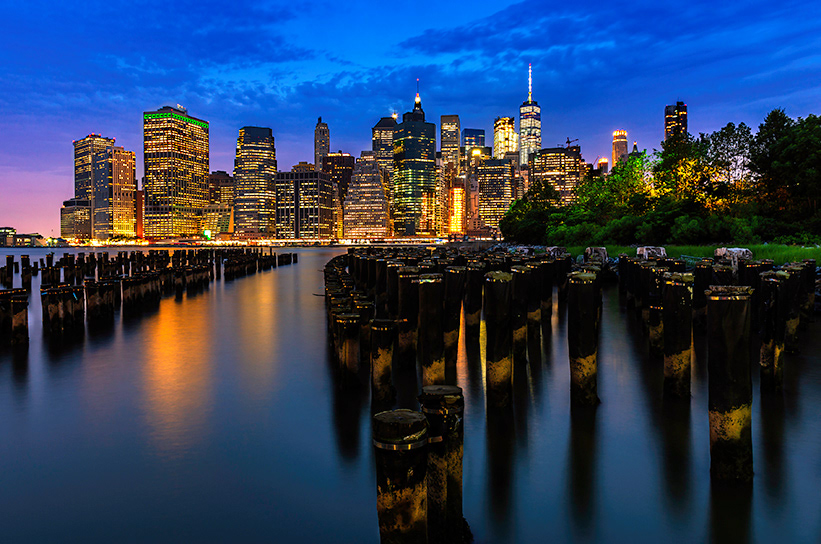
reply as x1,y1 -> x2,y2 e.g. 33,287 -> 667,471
484,271 -> 513,407
801,259 -> 816,323
386,261 -> 404,320
510,265 -> 530,362
371,319 -> 397,407
693,260 -> 713,324
648,265 -> 669,355
10,293 -> 29,345
418,385 -> 466,544
419,273 -> 445,386
337,313 -> 361,381
540,259 -> 554,320
397,267 -> 421,366
759,271 -> 787,391
781,265 -> 803,353
373,409 -> 429,543
525,261 -> 542,330
463,263 -> 485,335
706,286 -> 753,482
568,272 -> 600,405
443,266 -> 466,382
663,272 -> 693,398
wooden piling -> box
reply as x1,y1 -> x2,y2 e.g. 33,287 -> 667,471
663,272 -> 693,398
484,271 -> 513,407
568,272 -> 600,405
759,272 -> 787,391
371,319 -> 397,406
443,266 -> 466,382
419,273 -> 445,387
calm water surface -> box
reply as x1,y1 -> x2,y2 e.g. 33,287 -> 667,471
0,247 -> 820,543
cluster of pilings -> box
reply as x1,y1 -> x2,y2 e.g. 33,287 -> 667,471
0,248 -> 299,346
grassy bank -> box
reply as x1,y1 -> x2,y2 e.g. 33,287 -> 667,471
564,244 -> 821,264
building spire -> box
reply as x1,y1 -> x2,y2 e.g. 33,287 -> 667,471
415,78 -> 421,106
528,63 -> 532,102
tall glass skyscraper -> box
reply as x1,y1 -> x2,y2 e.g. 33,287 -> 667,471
314,117 -> 330,171
493,117 -> 518,159
440,115 -> 461,173
233,126 -> 277,237
519,64 -> 541,166
612,130 -> 628,166
343,152 -> 389,239
393,92 -> 436,236
463,129 -> 485,149
74,134 -> 116,202
143,105 -> 209,239
664,102 -> 688,140
92,146 -> 136,240
477,158 -> 513,229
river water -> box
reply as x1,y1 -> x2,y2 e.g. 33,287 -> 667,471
0,247 -> 819,543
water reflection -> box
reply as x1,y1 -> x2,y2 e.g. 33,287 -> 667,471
567,403 -> 598,540
660,397 -> 692,512
486,406 -> 516,534
759,390 -> 786,499
708,481 -> 753,544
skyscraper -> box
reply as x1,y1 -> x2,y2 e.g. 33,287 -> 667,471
440,115 -> 461,174
477,158 -> 514,229
393,91 -> 437,236
343,152 -> 389,239
203,171 -> 234,237
143,105 -> 209,239
323,152 -> 355,238
74,134 -> 115,202
463,129 -> 485,149
530,146 -> 583,205
519,64 -> 541,166
314,117 -> 330,172
612,130 -> 628,166
493,117 -> 517,159
92,146 -> 136,240
372,116 -> 397,177
60,198 -> 91,240
275,164 -> 334,239
665,101 -> 688,140
233,127 -> 277,237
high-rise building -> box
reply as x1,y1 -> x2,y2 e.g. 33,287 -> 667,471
440,115 -> 461,173
597,157 -> 609,175
612,130 -> 628,166
275,164 -> 334,239
322,152 -> 355,238
493,117 -> 517,159
143,105 -> 209,239
529,146 -> 583,205
207,171 -> 234,207
74,134 -> 115,202
135,189 -> 144,239
477,158 -> 513,229
314,117 -> 330,172
462,129 -> 485,149
343,152 -> 389,239
519,64 -> 541,166
665,101 -> 688,140
373,116 -> 397,176
92,146 -> 136,240
233,127 -> 277,237
393,92 -> 437,236
60,198 -> 92,240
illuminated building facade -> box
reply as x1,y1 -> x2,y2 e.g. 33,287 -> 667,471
135,190 -> 144,238
233,127 -> 277,237
612,130 -> 628,166
343,153 -> 389,239
493,117 -> 517,159
393,92 -> 437,236
60,198 -> 92,240
462,129 -> 485,149
275,164 -> 334,239
203,171 -> 233,236
440,115 -> 461,174
92,146 -> 136,240
322,152 -> 355,238
519,64 -> 541,166
448,184 -> 466,234
530,146 -> 583,205
143,106 -> 209,238
208,171 -> 234,207
477,158 -> 513,229
314,117 -> 330,172
372,116 -> 397,177
74,134 -> 115,202
665,101 -> 688,140
597,157 -> 609,175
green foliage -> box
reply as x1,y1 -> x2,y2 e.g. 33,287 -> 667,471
501,107 -> 821,247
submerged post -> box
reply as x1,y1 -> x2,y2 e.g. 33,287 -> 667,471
397,267 -> 421,366
418,273 -> 445,386
483,271 -> 513,407
568,272 -> 600,405
663,272 -> 693,398
418,385 -> 466,544
443,266 -> 466,383
370,319 -> 397,406
759,272 -> 787,391
373,409 -> 429,543
706,286 -> 754,482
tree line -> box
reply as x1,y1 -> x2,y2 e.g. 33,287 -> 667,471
500,109 -> 821,246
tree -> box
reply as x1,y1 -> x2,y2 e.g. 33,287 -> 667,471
652,132 -> 713,204
750,109 -> 795,206
704,122 -> 753,204
576,151 -> 651,220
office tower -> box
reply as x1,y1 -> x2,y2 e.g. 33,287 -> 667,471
74,134 -> 115,202
477,159 -> 514,229
665,101 -> 688,140
233,127 -> 277,237
314,117 -> 330,172
493,117 -> 517,159
343,152 -> 389,239
519,64 -> 541,166
135,190 -> 144,239
373,116 -> 397,177
440,115 -> 461,173
448,179 -> 466,234
392,91 -> 437,236
92,146 -> 136,240
597,157 -> 609,175
207,170 -> 234,207
322,152 -> 355,238
529,146 -> 583,205
462,129 -> 485,149
612,130 -> 628,166
202,171 -> 234,236
143,105 -> 209,238
60,198 -> 92,240
275,164 -> 334,239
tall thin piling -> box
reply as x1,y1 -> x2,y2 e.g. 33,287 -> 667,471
484,271 -> 513,407
568,272 -> 600,405
418,273 -> 445,386
663,272 -> 693,398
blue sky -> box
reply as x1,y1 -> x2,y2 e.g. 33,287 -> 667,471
1,0 -> 820,234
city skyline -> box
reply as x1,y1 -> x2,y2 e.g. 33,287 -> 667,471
2,0 -> 820,234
